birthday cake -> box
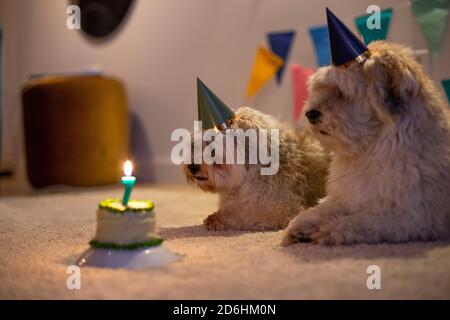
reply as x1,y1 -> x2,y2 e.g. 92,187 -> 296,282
89,198 -> 163,249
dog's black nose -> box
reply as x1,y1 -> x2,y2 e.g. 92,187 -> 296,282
188,164 -> 200,174
305,109 -> 322,124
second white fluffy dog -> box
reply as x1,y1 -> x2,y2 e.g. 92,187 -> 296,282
283,41 -> 450,246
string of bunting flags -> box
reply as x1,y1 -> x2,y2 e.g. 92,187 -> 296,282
245,0 -> 450,121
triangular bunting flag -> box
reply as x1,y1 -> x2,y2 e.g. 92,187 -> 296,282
442,79 -> 450,104
291,64 -> 315,122
354,8 -> 393,44
267,30 -> 296,84
411,0 -> 450,58
308,25 -> 331,67
246,46 -> 284,97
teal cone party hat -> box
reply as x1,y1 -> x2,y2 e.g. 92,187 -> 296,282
326,7 -> 371,68
197,78 -> 235,130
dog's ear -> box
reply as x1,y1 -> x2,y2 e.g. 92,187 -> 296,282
363,44 -> 421,117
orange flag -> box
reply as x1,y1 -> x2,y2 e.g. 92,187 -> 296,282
246,47 -> 284,97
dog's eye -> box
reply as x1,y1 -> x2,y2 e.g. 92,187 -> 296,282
211,149 -> 215,157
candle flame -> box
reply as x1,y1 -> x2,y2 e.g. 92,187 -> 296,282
123,160 -> 133,176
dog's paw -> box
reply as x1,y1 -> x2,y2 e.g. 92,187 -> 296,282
203,213 -> 226,231
281,232 -> 304,246
310,224 -> 348,246
281,226 -> 315,246
281,213 -> 321,246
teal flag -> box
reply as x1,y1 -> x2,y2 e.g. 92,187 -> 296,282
309,25 -> 331,67
354,8 -> 393,44
442,79 -> 450,104
411,0 -> 450,58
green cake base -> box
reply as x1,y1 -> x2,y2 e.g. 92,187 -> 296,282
89,238 -> 163,250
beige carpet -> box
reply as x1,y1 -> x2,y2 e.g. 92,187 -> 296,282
0,185 -> 449,299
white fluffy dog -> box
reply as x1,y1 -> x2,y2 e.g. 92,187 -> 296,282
183,107 -> 330,231
283,41 -> 450,246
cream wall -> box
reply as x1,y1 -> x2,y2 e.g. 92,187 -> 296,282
0,0 -> 449,192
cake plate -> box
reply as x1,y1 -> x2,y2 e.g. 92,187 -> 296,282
76,244 -> 180,269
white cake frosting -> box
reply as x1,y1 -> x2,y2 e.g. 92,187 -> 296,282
94,199 -> 158,245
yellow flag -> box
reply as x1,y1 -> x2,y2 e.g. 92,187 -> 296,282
246,46 -> 284,97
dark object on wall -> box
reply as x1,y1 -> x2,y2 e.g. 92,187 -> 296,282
73,0 -> 134,38
22,76 -> 130,188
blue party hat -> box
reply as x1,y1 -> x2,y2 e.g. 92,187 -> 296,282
197,78 -> 235,130
326,7 -> 370,68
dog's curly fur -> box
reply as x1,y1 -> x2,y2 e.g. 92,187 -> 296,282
283,41 -> 450,246
183,107 -> 330,231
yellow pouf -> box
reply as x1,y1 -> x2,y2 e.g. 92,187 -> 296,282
22,76 -> 129,188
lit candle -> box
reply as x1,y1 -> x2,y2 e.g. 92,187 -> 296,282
121,160 -> 136,206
